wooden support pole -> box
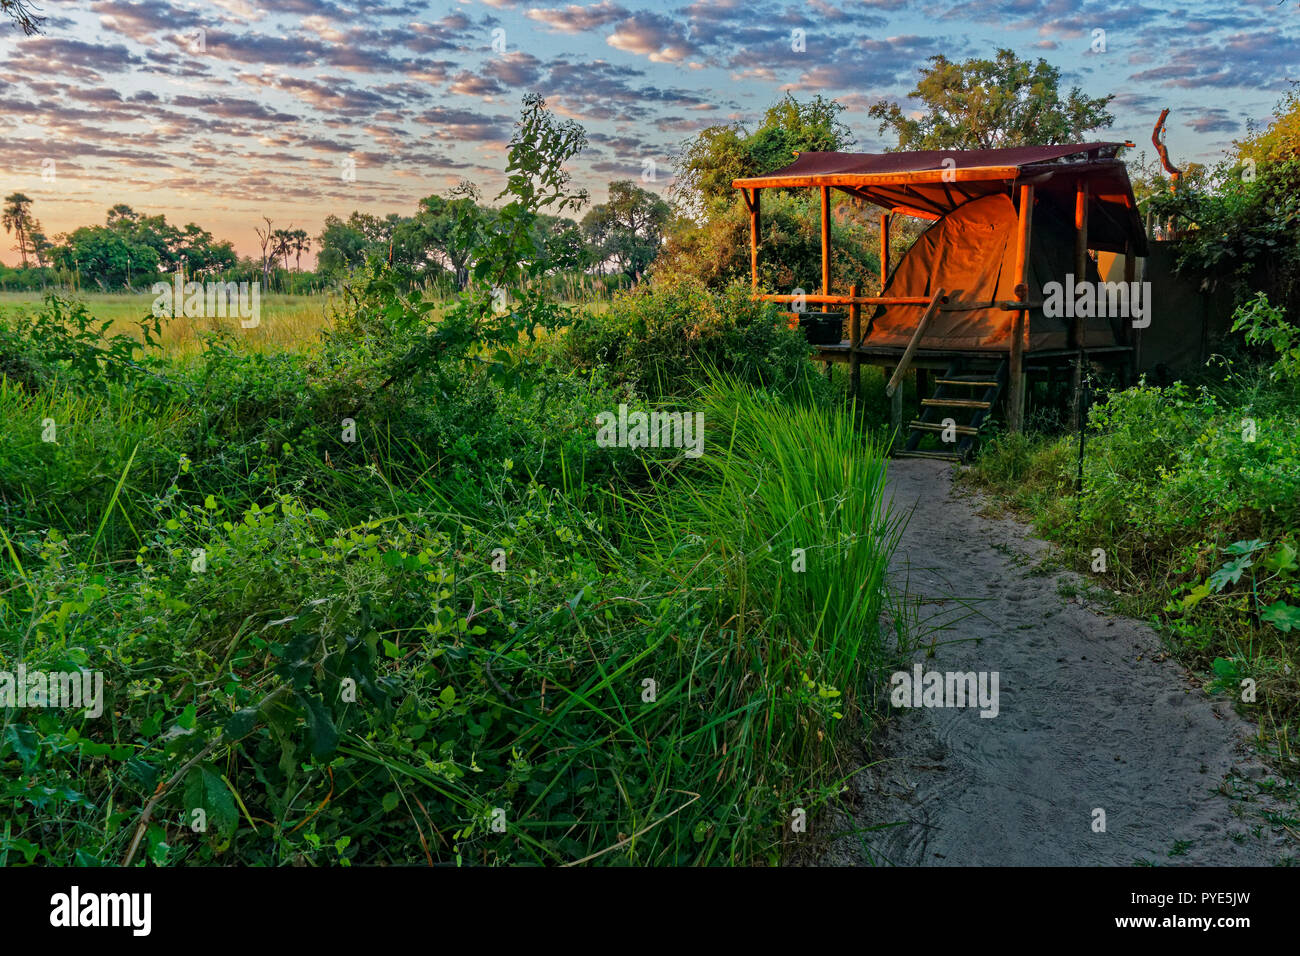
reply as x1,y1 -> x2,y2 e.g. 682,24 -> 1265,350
820,185 -> 831,311
1008,183 -> 1034,434
848,282 -> 861,401
1070,180 -> 1089,430
747,189 -> 760,292
879,211 -> 890,290
756,293 -> 940,306
1121,245 -> 1136,345
1072,181 -> 1089,349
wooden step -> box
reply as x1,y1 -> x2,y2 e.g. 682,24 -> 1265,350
921,397 -> 991,410
934,378 -> 999,388
894,449 -> 963,462
909,420 -> 978,436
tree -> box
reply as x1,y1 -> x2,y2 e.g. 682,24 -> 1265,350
364,94 -> 590,394
672,94 -> 852,217
666,95 -> 861,289
316,213 -> 406,280
581,180 -> 670,280
869,49 -> 1115,150
316,215 -> 370,278
1235,81 -> 1300,168
288,229 -> 311,271
1,0 -> 43,35
1147,88 -> 1300,317
399,183 -> 487,288
29,222 -> 51,268
270,228 -> 295,272
656,189 -> 880,293
255,217 -> 274,290
534,214 -> 586,275
3,193 -> 35,267
51,225 -> 160,288
106,204 -> 139,229
172,223 -> 237,276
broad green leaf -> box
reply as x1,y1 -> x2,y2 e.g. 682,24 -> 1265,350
1262,543 -> 1298,575
1224,538 -> 1270,556
1209,556 -> 1252,592
297,692 -> 339,758
1260,601 -> 1300,633
223,707 -> 259,741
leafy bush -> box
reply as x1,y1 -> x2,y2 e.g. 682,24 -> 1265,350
1232,292 -> 1300,382
0,96 -> 907,868
0,372 -> 901,866
565,276 -> 814,400
1146,84 -> 1300,318
0,293 -> 170,398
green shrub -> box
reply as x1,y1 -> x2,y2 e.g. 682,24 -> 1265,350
0,375 -> 902,866
565,276 -> 813,399
0,293 -> 173,400
0,379 -> 192,553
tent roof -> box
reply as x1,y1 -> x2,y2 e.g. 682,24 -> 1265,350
732,142 -> 1146,255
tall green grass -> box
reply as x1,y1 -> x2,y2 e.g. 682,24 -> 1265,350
621,380 -> 905,855
0,378 -> 191,554
0,369 -> 906,865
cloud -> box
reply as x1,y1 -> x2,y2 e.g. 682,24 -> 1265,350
1185,108 -> 1241,134
417,106 -> 513,142
606,12 -> 698,63
91,0 -> 208,45
486,51 -> 544,87
449,70 -> 507,97
527,2 -> 630,34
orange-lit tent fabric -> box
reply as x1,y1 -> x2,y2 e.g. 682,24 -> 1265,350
865,193 -> 1116,351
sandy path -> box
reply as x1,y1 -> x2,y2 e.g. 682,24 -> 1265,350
828,458 -> 1294,866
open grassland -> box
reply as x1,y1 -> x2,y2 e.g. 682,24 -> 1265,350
0,291 -> 611,357
0,291 -> 338,355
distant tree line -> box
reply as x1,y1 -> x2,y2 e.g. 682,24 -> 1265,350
314,178 -> 670,290
1,178 -> 672,295
1,196 -> 240,291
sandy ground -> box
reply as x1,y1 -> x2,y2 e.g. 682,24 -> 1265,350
824,458 -> 1296,866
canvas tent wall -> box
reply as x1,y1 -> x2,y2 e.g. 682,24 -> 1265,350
1097,243 -> 1238,377
866,192 -> 1117,351
732,143 -> 1148,255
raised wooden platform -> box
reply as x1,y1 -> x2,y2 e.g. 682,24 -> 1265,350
813,341 -> 1133,367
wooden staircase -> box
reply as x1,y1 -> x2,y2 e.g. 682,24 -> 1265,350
896,358 -> 1008,462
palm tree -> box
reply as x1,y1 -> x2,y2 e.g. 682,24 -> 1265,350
29,222 -> 50,267
290,229 -> 310,271
2,192 -> 35,267
271,228 -> 294,272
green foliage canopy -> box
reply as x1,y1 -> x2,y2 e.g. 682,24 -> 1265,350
868,48 -> 1115,150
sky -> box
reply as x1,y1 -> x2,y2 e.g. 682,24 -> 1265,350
1,0 -> 1297,264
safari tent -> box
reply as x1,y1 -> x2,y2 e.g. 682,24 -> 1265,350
732,142 -> 1152,457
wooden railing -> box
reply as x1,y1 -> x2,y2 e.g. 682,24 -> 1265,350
756,292 -> 1035,312
885,289 -> 945,398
